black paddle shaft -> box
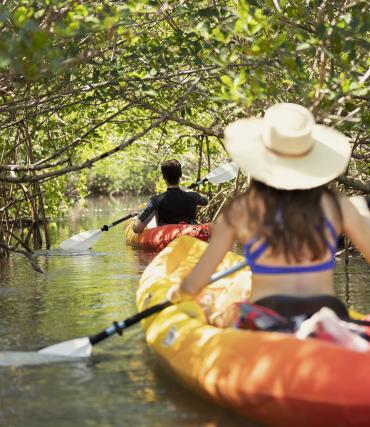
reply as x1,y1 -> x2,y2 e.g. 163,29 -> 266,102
188,178 -> 208,190
89,301 -> 172,345
100,213 -> 137,232
88,262 -> 248,345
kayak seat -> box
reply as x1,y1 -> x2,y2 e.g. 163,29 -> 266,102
255,294 -> 349,319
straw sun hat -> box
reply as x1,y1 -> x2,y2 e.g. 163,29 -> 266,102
224,103 -> 352,190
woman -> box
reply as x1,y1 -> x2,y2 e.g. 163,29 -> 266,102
167,103 -> 370,324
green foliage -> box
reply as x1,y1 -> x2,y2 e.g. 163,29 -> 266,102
42,176 -> 75,218
0,0 -> 369,239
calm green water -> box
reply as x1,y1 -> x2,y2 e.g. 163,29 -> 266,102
0,197 -> 369,427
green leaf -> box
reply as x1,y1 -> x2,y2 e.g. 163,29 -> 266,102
220,75 -> 233,86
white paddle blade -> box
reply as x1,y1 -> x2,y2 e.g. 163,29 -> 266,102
38,337 -> 92,358
60,229 -> 102,251
206,161 -> 238,185
146,213 -> 157,229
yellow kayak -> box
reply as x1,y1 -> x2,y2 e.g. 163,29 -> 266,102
137,236 -> 370,427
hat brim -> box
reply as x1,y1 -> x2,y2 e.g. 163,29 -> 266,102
225,118 -> 351,190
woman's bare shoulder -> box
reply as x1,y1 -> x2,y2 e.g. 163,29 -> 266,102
327,192 -> 370,235
219,193 -> 245,222
335,193 -> 362,218
220,193 -> 254,242
320,191 -> 342,228
337,194 -> 370,261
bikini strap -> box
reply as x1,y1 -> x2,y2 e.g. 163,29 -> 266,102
244,236 -> 258,252
249,240 -> 270,260
244,237 -> 270,271
323,217 -> 338,253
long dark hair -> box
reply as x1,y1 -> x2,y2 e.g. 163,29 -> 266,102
224,180 -> 342,262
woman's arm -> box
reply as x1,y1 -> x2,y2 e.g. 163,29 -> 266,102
349,196 -> 370,228
167,214 -> 236,301
340,195 -> 370,262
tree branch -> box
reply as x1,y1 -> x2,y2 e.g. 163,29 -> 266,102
338,175 -> 370,193
0,242 -> 43,273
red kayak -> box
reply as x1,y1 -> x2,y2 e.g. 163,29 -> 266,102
124,219 -> 211,251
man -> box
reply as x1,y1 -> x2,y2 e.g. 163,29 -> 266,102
132,159 -> 208,233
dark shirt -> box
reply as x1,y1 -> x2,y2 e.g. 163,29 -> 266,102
138,188 -> 208,226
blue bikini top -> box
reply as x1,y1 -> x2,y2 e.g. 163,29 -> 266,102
244,218 -> 338,275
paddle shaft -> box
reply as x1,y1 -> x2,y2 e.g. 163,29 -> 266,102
187,162 -> 238,189
89,301 -> 172,345
88,260 -> 248,345
188,178 -> 207,190
100,213 -> 137,232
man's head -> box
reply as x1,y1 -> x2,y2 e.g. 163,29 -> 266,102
161,159 -> 182,185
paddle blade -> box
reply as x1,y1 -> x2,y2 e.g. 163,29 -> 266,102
60,229 -> 102,251
206,161 -> 238,185
38,337 -> 92,358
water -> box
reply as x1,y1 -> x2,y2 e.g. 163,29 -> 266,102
0,196 -> 369,427
0,197 -> 252,427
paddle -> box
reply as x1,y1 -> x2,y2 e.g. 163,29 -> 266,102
38,259 -> 248,357
60,213 -> 137,251
60,161 -> 238,251
188,161 -> 238,189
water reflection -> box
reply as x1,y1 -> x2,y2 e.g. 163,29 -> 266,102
0,351 -> 84,367
0,196 -> 254,427
0,196 -> 368,427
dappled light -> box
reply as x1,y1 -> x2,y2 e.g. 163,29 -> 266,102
1,1 -> 369,426
138,236 -> 370,427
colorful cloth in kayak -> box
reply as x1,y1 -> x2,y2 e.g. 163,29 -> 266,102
224,300 -> 370,350
296,307 -> 369,352
138,188 -> 208,225
225,294 -> 348,331
231,302 -> 291,331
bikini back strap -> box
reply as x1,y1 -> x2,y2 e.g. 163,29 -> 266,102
323,217 -> 338,253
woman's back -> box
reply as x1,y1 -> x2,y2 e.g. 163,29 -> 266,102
229,188 -> 342,301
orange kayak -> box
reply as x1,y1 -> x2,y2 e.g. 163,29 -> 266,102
137,236 -> 370,427
124,219 -> 210,251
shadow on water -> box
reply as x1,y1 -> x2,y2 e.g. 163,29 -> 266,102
146,355 -> 260,427
0,196 -> 368,427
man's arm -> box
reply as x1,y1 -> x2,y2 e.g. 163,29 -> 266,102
196,192 -> 208,206
132,198 -> 156,233
132,218 -> 148,234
